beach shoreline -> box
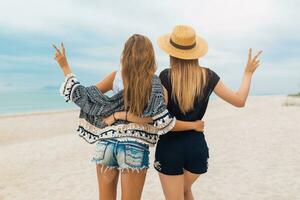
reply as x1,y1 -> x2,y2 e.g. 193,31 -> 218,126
0,94 -> 290,119
0,108 -> 79,119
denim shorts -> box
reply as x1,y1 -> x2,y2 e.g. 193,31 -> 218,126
91,139 -> 150,171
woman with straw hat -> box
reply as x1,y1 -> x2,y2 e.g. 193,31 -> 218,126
154,25 -> 262,200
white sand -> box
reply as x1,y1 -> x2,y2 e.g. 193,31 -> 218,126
0,96 -> 299,200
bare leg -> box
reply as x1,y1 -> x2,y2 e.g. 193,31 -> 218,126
183,170 -> 200,200
120,169 -> 147,200
158,172 -> 184,200
96,164 -> 119,200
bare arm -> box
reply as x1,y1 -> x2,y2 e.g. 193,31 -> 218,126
53,43 -> 116,94
172,120 -> 203,132
103,111 -> 203,132
214,48 -> 262,107
95,71 -> 117,93
104,85 -> 204,132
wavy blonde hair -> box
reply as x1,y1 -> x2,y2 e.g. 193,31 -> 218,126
170,56 -> 207,114
121,34 -> 156,116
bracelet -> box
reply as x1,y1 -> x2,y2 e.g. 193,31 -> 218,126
112,113 -> 117,121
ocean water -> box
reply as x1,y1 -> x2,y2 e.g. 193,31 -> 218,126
0,90 -> 77,115
0,89 -> 282,116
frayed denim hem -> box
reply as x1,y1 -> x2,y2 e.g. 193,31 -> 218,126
118,166 -> 149,173
91,159 -> 149,174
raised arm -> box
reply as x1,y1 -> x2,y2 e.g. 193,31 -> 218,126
53,42 -> 116,93
95,71 -> 117,93
53,43 -> 119,115
214,48 -> 262,107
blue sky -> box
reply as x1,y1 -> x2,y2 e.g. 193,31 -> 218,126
0,0 -> 299,95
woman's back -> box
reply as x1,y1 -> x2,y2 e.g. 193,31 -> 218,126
159,67 -> 219,124
155,67 -> 216,177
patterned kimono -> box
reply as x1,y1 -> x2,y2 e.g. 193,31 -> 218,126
60,73 -> 176,146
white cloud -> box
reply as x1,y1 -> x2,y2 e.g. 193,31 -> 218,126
1,0 -> 295,37
0,0 -> 176,37
1,0 -> 299,48
0,0 -> 299,94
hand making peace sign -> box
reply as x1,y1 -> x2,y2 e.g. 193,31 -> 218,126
245,48 -> 263,74
53,43 -> 72,76
53,42 -> 69,68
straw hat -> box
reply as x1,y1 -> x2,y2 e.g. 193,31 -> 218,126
157,25 -> 208,60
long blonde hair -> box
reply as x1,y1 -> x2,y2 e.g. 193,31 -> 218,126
170,56 -> 207,114
121,34 -> 156,116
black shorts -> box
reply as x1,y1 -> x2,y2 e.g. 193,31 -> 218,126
154,131 -> 209,175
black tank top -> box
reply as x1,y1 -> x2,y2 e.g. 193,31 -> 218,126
159,68 -> 220,134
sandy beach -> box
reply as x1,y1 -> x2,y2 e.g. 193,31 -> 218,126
0,96 -> 299,200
